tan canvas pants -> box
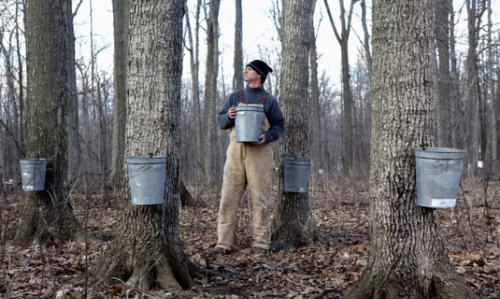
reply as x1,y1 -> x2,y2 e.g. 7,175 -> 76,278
216,107 -> 274,250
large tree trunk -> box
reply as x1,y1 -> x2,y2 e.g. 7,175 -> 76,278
93,0 -> 194,291
346,1 -> 478,298
271,0 -> 318,251
14,0 -> 83,245
201,0 -> 221,185
110,0 -> 129,189
232,0 -> 244,90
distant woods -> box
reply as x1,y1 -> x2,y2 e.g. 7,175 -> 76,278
0,0 -> 499,197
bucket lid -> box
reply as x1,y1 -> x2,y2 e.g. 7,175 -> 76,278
20,158 -> 47,164
236,106 -> 264,112
126,156 -> 167,164
415,147 -> 464,160
284,156 -> 311,164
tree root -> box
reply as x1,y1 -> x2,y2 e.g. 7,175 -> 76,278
345,263 -> 479,299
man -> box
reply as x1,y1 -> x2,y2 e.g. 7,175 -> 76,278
212,60 -> 285,254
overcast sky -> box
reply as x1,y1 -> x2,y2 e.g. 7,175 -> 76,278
73,0 -> 499,92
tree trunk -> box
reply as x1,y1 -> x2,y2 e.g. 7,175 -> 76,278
449,0 -> 460,149
111,0 -> 129,189
232,0 -> 244,90
488,0 -> 498,174
16,1 -> 26,154
15,0 -> 83,245
271,0 -> 318,251
346,1 -> 478,298
65,0 -> 82,183
184,0 -> 202,179
93,0 -> 194,291
180,181 -> 200,207
201,0 -> 221,185
324,0 -> 357,176
434,0 -> 452,148
465,0 -> 484,175
309,0 -> 321,174
1,42 -> 21,179
361,0 -> 372,75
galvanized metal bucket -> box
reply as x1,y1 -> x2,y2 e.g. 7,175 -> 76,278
19,158 -> 47,191
126,156 -> 167,205
235,106 -> 264,143
415,147 -> 464,208
284,156 -> 311,193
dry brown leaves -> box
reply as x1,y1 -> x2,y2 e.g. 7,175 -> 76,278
0,179 -> 499,298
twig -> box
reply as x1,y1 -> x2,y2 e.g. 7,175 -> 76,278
314,288 -> 343,299
2,245 -> 35,299
458,182 -> 478,248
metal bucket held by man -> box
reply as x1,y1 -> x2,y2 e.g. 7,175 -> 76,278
235,105 -> 264,143
415,147 -> 464,208
20,158 -> 47,191
126,156 -> 167,205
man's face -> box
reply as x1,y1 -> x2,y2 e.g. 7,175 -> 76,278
244,66 -> 261,83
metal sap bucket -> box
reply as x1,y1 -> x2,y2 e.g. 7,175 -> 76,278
284,157 -> 311,193
235,106 -> 264,143
20,158 -> 47,191
415,147 -> 464,208
126,156 -> 167,205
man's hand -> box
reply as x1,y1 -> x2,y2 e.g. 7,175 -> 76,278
256,134 -> 266,145
228,106 -> 236,119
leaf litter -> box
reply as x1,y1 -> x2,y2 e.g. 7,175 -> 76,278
0,179 -> 499,298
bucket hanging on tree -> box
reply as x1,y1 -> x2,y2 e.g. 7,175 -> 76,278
19,158 -> 47,191
126,156 -> 167,205
415,147 -> 464,208
284,156 -> 311,193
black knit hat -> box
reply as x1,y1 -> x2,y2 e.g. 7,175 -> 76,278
246,60 -> 273,84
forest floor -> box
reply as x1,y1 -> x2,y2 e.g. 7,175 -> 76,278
1,178 -> 499,298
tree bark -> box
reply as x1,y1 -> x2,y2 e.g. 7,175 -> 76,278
360,0 -> 371,75
449,0 -> 460,149
201,0 -> 221,185
65,0 -> 82,183
488,0 -> 499,173
111,0 -> 129,189
464,0 -> 485,175
14,0 -> 83,245
271,0 -> 318,251
180,181 -> 200,207
93,0 -> 194,291
184,0 -> 202,177
309,0 -> 322,174
434,0 -> 452,148
346,1 -> 478,298
1,40 -> 21,178
232,0 -> 244,90
16,1 -> 26,154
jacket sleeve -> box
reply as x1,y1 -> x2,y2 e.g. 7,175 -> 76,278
263,97 -> 285,143
217,92 -> 237,130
